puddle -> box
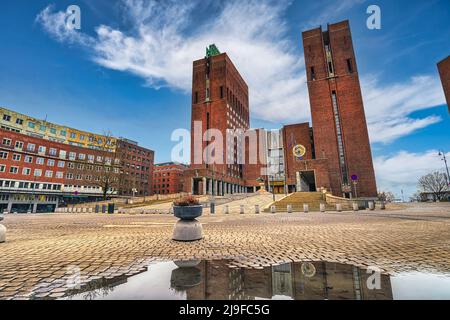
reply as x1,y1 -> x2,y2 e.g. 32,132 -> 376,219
62,260 -> 450,300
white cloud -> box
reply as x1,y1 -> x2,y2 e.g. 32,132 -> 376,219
36,0 -> 445,144
374,150 -> 449,198
362,75 -> 445,143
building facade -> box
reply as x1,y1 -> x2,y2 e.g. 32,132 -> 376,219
116,138 -> 154,197
0,107 -> 116,152
437,56 -> 450,113
0,129 -> 120,213
153,162 -> 187,195
302,20 -> 377,198
184,45 -> 251,196
0,108 -> 155,212
185,21 -> 377,199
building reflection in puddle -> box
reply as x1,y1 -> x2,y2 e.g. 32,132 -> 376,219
170,260 -> 393,300
62,260 -> 394,300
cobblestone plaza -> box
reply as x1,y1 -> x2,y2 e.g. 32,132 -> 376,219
1,202 -> 449,299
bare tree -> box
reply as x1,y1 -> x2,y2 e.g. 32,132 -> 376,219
91,131 -> 121,201
409,191 -> 423,202
418,171 -> 449,201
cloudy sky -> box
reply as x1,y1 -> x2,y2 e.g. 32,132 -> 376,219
1,0 -> 449,198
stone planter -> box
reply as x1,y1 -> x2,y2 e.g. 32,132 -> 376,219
172,205 -> 203,241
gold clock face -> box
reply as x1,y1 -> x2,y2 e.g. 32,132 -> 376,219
293,144 -> 306,158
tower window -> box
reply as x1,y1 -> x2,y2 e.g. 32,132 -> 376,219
310,67 -> 316,80
328,62 -> 334,75
220,86 -> 224,99
194,91 -> 198,104
346,58 -> 354,73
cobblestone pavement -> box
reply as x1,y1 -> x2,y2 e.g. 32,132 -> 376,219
0,202 -> 449,299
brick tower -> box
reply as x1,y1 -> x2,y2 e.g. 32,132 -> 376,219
186,44 -> 250,195
302,20 -> 377,198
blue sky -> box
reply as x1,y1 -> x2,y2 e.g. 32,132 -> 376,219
1,0 -> 449,197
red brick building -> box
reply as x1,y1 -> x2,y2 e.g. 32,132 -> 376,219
184,45 -> 250,195
0,129 -> 121,212
153,162 -> 187,195
184,21 -> 377,199
302,20 -> 377,198
116,138 -> 154,197
437,56 -> 450,113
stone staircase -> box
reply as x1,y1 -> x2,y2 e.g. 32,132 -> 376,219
263,192 -> 335,212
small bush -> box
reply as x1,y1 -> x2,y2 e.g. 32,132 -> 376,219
173,195 -> 200,207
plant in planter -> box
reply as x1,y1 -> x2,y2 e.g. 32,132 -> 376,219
172,196 -> 203,241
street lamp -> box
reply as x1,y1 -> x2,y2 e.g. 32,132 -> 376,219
438,150 -> 450,185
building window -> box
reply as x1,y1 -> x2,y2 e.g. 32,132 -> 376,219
16,118 -> 23,125
25,156 -> 33,163
39,125 -> 46,131
69,152 -> 76,160
328,61 -> 334,75
220,86 -> 224,99
12,154 -> 21,161
310,66 -> 316,80
68,162 -> 75,169
47,159 -> 55,166
38,146 -> 46,154
57,161 -> 65,168
66,173 -> 73,179
50,128 -> 57,134
80,134 -> 85,141
36,157 -> 45,165
75,174 -> 82,180
0,151 -> 8,159
60,130 -> 67,137
27,143 -> 36,152
49,148 -> 57,156
3,114 -> 11,121
15,141 -> 24,149
2,138 -> 11,146
0,165 -> 5,172
70,132 -> 76,139
194,91 -> 199,104
56,172 -> 63,179
346,58 -> 354,73
79,153 -> 86,160
22,168 -> 31,175
28,122 -> 35,128
9,166 -> 19,174
45,170 -> 53,178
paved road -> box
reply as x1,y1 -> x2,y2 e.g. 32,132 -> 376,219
0,202 -> 449,299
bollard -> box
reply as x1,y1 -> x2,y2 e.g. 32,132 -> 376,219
270,205 -> 276,214
210,202 -> 215,214
287,204 -> 293,213
95,205 -> 100,213
336,203 -> 342,212
222,205 -> 229,215
353,202 -> 359,212
240,205 -> 245,214
380,201 -> 386,210
369,201 -> 375,210
320,203 -> 326,213
303,204 -> 309,213
101,205 -> 106,214
255,205 -> 260,214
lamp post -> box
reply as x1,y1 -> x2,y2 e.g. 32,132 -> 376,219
438,150 -> 450,185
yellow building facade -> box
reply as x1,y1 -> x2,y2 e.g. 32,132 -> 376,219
0,106 -> 116,151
